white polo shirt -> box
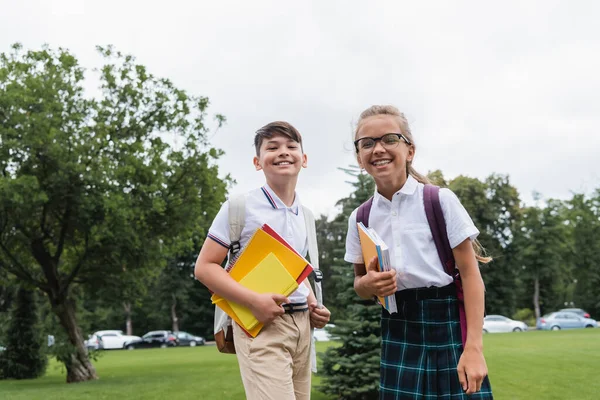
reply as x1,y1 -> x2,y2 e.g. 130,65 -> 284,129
344,175 -> 480,290
207,185 -> 310,303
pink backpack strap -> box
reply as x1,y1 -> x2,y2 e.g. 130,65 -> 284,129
423,184 -> 467,348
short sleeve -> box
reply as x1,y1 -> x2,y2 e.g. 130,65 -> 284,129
344,209 -> 364,264
206,200 -> 231,249
439,188 -> 480,249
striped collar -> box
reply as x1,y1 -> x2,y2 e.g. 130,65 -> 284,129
261,184 -> 300,215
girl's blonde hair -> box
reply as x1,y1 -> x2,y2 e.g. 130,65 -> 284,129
355,105 -> 492,264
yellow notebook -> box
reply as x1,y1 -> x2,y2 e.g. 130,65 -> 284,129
211,227 -> 309,305
226,253 -> 299,331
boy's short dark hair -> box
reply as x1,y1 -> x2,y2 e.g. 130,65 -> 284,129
254,121 -> 303,156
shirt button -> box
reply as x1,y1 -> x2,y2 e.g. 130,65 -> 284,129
392,211 -> 397,216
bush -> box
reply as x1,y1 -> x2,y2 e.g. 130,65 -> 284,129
0,287 -> 47,379
512,308 -> 536,327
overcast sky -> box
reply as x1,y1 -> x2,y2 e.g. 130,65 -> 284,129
2,0 -> 599,217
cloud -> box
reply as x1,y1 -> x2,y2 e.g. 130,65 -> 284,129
2,0 -> 599,216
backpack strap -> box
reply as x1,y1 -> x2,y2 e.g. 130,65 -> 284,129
227,194 -> 246,268
302,205 -> 322,308
214,194 -> 247,354
423,184 -> 467,347
302,205 -> 323,374
356,196 -> 374,228
423,185 -> 455,275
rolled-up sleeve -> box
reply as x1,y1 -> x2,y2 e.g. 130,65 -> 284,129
439,188 -> 480,249
344,209 -> 364,264
206,201 -> 231,249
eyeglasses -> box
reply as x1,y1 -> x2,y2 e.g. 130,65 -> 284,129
354,133 -> 412,153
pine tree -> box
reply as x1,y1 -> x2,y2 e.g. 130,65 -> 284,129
319,168 -> 381,400
0,286 -> 47,379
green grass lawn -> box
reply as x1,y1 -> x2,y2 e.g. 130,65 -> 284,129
1,329 -> 599,399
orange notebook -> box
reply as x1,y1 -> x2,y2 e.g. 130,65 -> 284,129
357,222 -> 397,314
212,224 -> 314,337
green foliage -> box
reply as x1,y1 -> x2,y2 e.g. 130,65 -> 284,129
0,287 -> 47,379
319,167 -> 381,399
511,308 -> 535,327
565,191 -> 600,317
514,200 -> 573,316
447,173 -> 522,316
0,43 -> 228,381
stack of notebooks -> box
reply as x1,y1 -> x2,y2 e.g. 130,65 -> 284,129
357,222 -> 397,314
211,224 -> 313,337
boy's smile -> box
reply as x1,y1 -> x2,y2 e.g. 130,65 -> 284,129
274,160 -> 294,167
254,134 -> 307,183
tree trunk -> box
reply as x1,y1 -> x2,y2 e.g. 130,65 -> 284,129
53,298 -> 98,383
533,276 -> 541,320
171,293 -> 179,333
124,302 -> 133,336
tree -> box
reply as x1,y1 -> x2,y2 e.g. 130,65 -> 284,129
0,286 -> 47,379
515,200 -> 572,319
320,167 -> 381,400
448,174 -> 522,316
565,191 -> 600,316
0,44 -> 228,382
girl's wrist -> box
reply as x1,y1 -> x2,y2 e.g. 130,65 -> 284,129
464,339 -> 483,352
354,275 -> 374,299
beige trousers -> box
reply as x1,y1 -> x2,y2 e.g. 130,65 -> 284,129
233,310 -> 312,400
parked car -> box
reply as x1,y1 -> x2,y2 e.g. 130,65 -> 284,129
125,330 -> 178,349
483,315 -> 528,333
1,335 -> 55,352
174,331 -> 205,347
313,324 -> 336,342
537,311 -> 598,330
559,308 -> 591,319
93,330 -> 141,350
84,334 -> 104,350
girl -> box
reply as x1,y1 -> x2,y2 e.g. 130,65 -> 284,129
344,105 -> 493,399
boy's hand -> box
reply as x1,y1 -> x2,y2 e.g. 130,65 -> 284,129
457,345 -> 488,395
249,293 -> 290,325
362,256 -> 397,297
308,303 -> 330,329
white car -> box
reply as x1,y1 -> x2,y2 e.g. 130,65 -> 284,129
84,334 -> 103,350
483,315 -> 528,333
313,324 -> 336,342
93,330 -> 141,349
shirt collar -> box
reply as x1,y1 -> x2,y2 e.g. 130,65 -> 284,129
261,184 -> 300,215
373,175 -> 419,207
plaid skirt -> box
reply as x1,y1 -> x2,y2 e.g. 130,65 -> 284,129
380,287 -> 493,400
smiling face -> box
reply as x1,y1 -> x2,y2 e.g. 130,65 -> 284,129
253,133 -> 307,185
355,114 -> 414,192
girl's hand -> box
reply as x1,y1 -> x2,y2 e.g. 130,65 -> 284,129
362,256 -> 397,297
457,345 -> 488,394
308,303 -> 331,329
248,293 -> 290,325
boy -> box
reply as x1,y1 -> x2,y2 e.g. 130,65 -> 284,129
195,121 -> 331,400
